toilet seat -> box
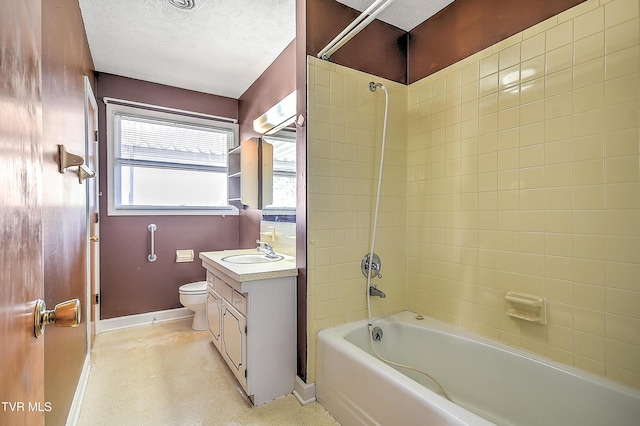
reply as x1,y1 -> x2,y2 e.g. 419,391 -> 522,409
179,281 -> 207,294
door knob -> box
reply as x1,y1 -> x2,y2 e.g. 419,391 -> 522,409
90,235 -> 99,242
34,298 -> 81,338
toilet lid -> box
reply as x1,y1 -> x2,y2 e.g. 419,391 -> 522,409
179,281 -> 207,294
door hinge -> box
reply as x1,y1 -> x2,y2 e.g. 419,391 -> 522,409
245,325 -> 247,333
244,369 -> 247,378
94,130 -> 98,142
95,294 -> 100,305
95,212 -> 99,223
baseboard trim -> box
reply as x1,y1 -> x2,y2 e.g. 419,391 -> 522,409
66,354 -> 90,426
97,307 -> 193,334
293,375 -> 316,406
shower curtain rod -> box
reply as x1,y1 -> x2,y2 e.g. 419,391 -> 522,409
317,0 -> 396,60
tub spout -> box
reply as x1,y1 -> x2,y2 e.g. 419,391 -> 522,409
369,285 -> 386,298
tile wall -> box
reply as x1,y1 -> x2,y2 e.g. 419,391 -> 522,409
307,0 -> 639,389
407,0 -> 639,388
306,57 -> 408,381
260,220 -> 296,256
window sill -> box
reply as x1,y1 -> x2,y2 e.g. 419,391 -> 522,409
107,206 -> 239,217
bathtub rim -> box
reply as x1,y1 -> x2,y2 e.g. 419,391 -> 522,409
316,311 -> 496,425
316,310 -> 640,402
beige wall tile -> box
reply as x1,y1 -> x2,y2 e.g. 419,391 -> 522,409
522,56 -> 546,84
307,1 -> 640,390
522,33 -> 546,61
574,5 -> 605,40
604,0 -> 640,28
605,19 -> 640,53
574,57 -> 605,88
546,20 -> 574,51
480,53 -> 499,78
606,46 -> 640,80
574,31 -> 605,64
546,44 -> 574,73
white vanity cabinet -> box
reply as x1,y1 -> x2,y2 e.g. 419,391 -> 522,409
207,272 -> 247,385
200,251 -> 297,406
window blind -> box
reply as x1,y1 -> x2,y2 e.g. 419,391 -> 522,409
115,113 -> 233,169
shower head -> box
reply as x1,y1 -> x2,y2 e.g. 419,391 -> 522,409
369,82 -> 386,92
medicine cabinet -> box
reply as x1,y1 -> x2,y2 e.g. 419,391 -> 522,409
228,137 -> 273,209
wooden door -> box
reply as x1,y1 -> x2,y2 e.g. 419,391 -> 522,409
84,77 -> 100,346
0,1 -> 46,425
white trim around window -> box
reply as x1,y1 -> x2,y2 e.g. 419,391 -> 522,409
105,102 -> 239,216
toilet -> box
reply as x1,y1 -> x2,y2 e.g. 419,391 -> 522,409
179,281 -> 207,331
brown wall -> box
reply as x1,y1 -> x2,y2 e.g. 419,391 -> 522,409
306,0 -> 408,84
238,40 -> 297,141
408,0 -> 587,83
41,0 -> 94,424
304,0 -> 586,86
96,74 -> 242,319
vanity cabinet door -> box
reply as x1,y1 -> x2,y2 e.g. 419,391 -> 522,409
222,302 -> 247,388
207,289 -> 222,349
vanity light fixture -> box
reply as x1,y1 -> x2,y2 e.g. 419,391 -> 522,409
253,91 -> 296,135
166,0 -> 196,10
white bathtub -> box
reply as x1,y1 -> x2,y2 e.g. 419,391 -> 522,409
316,311 -> 640,426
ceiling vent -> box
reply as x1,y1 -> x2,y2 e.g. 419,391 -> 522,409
166,0 -> 196,10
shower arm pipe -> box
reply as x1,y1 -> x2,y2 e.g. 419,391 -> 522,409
317,0 -> 396,60
148,224 -> 157,263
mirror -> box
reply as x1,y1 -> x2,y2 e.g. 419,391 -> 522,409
259,127 -> 296,256
253,91 -> 297,223
262,128 -> 296,222
254,93 -> 297,257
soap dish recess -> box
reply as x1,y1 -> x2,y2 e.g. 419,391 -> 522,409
505,291 -> 546,324
176,249 -> 194,263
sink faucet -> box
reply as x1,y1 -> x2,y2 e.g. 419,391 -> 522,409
369,285 -> 386,298
256,240 -> 278,258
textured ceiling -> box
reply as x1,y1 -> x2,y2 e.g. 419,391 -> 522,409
78,0 -> 296,98
336,0 -> 455,31
78,0 -> 453,99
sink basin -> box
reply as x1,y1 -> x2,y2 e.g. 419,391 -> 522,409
221,253 -> 284,264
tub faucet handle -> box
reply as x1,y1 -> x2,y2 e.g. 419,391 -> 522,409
361,253 -> 382,279
369,262 -> 382,279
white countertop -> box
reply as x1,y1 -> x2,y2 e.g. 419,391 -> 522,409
199,249 -> 298,282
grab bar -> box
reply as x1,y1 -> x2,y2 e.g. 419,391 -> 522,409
148,224 -> 157,262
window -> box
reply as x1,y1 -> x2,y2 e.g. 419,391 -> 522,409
263,129 -> 296,218
106,102 -> 238,215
